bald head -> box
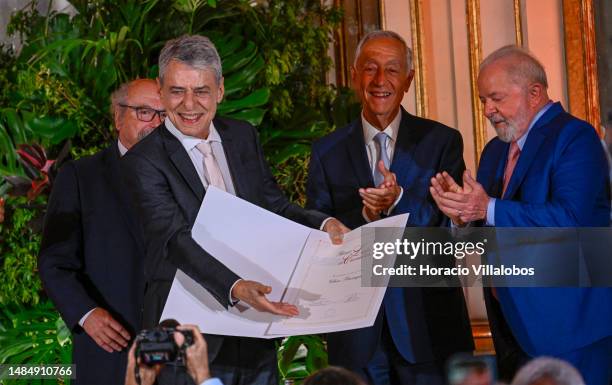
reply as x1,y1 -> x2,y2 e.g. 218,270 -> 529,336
112,79 -> 164,150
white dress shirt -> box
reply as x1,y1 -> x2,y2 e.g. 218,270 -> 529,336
361,110 -> 404,222
201,378 -> 223,385
164,118 -> 241,303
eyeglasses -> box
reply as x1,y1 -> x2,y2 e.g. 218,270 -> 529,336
119,104 -> 167,122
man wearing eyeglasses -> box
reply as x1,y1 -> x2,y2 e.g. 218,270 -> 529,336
39,79 -> 165,385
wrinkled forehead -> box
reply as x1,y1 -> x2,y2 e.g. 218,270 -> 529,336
127,81 -> 162,107
356,37 -> 407,65
478,61 -> 517,88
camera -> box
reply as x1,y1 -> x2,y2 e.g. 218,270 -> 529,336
134,325 -> 194,366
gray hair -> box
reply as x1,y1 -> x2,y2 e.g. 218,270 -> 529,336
158,34 -> 222,84
110,82 -> 130,116
354,30 -> 413,71
479,45 -> 548,88
510,357 -> 585,385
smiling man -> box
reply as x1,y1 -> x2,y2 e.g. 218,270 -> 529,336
121,35 -> 348,385
306,30 -> 473,385
430,45 -> 612,384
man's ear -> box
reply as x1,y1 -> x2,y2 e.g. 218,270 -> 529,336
113,106 -> 122,134
350,66 -> 358,90
217,76 -> 225,104
528,83 -> 544,106
404,69 -> 415,93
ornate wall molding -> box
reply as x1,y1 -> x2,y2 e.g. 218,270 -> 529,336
514,0 -> 523,46
409,0 -> 428,118
563,0 -> 601,135
467,0 -> 487,165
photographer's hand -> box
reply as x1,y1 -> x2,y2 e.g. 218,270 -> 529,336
174,325 -> 210,385
125,342 -> 160,385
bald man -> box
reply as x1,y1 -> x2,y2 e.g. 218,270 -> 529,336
39,79 -> 165,385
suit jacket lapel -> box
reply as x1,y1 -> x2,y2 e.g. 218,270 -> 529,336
161,125 -> 205,201
346,120 -> 374,187
502,103 -> 562,199
214,119 -> 246,199
389,109 -> 419,182
103,144 -> 145,253
481,142 -> 508,199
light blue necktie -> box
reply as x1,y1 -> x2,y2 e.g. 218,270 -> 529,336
373,132 -> 390,187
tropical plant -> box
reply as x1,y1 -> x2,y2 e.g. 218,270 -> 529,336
0,195 -> 46,306
0,301 -> 72,385
0,1 -> 348,382
1,1 -> 272,175
278,335 -> 328,384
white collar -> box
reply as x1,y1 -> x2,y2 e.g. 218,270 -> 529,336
117,139 -> 128,156
164,117 -> 222,153
361,109 -> 401,144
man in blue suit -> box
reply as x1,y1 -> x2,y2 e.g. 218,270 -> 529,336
430,45 -> 612,384
306,30 -> 473,385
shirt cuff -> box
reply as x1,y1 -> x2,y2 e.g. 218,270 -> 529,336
200,378 -> 224,385
385,187 -> 403,215
362,187 -> 404,222
362,206 -> 376,223
228,279 -> 242,306
78,308 -> 97,327
319,217 -> 334,230
486,198 -> 496,226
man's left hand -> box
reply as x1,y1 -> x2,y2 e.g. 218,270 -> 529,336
322,218 -> 350,244
431,170 -> 489,223
359,161 -> 401,218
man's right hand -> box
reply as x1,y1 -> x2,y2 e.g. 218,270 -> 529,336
430,171 -> 464,225
360,161 -> 402,221
230,280 -> 299,317
83,307 -> 130,353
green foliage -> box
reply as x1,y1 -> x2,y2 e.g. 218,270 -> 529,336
242,1 -> 343,196
1,0 -> 274,172
246,1 -> 342,119
0,0 -> 353,380
0,300 -> 72,385
271,153 -> 311,207
278,335 -> 328,384
0,196 -> 46,306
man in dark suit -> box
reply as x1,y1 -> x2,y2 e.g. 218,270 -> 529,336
121,35 -> 348,385
39,79 -> 165,385
430,45 -> 612,384
306,30 -> 473,385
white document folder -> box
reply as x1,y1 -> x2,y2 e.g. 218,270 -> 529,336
160,187 -> 408,338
